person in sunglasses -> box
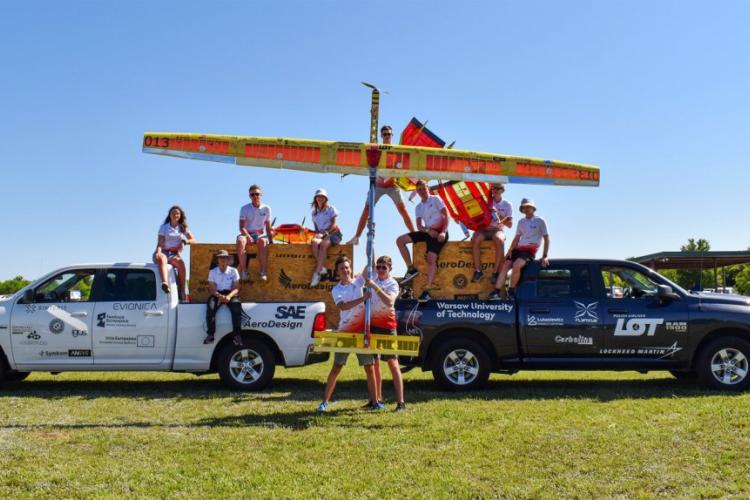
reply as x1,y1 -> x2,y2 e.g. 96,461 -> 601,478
471,183 -> 513,283
346,125 -> 415,245
236,184 -> 273,282
365,255 -> 406,412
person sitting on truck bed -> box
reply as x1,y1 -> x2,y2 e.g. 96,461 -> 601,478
365,255 -> 406,412
205,250 -> 242,345
396,179 -> 449,302
489,198 -> 549,300
471,183 -> 513,283
346,125 -> 416,245
317,256 -> 379,413
309,188 -> 343,287
153,205 -> 195,300
236,184 -> 273,282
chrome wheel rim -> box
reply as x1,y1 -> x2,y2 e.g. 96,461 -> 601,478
443,349 -> 479,385
229,348 -> 264,384
710,348 -> 748,386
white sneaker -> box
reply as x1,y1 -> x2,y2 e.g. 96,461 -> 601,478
310,272 -> 320,287
320,267 -> 328,278
346,236 -> 360,245
259,272 -> 268,282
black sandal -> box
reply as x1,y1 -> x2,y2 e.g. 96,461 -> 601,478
203,335 -> 215,344
161,282 -> 170,293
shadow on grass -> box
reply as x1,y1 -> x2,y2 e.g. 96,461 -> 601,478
0,374 -> 737,404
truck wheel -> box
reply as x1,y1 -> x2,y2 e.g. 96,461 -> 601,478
431,338 -> 490,390
697,336 -> 750,391
217,339 -> 275,391
4,372 -> 30,383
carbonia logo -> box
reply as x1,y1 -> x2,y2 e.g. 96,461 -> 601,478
574,301 -> 598,323
614,318 -> 664,336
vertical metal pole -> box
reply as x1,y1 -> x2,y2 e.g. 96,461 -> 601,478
362,82 -> 380,347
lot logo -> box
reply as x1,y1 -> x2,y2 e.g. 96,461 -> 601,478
574,301 -> 599,323
275,305 -> 306,320
97,313 -> 107,328
49,319 -> 65,335
614,318 -> 664,336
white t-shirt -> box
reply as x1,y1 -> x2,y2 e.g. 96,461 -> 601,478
415,195 -> 446,230
491,198 -> 513,230
332,275 -> 365,331
371,276 -> 399,331
516,216 -> 549,249
239,203 -> 272,233
312,205 -> 339,232
158,223 -> 186,250
208,266 -> 240,291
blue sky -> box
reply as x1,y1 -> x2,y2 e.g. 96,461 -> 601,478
1,0 -> 748,281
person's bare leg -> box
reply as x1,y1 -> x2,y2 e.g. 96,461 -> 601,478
471,231 -> 484,273
316,239 -> 331,274
387,358 -> 404,403
322,364 -> 344,403
173,258 -> 187,300
510,259 -> 527,288
363,364 -> 377,404
256,237 -> 268,274
396,235 -> 413,268
396,202 -> 415,233
310,239 -> 320,274
426,252 -> 438,287
154,253 -> 169,286
492,233 -> 506,274
495,260 -> 513,291
373,359 -> 382,403
236,235 -> 248,274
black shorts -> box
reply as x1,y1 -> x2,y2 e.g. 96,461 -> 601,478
507,249 -> 535,264
407,231 -> 448,255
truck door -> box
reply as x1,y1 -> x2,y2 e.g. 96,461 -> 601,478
597,265 -> 689,362
92,267 -> 168,365
519,263 -> 603,356
9,269 -> 96,365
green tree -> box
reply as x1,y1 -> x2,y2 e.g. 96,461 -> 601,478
659,238 -> 716,290
735,267 -> 750,296
0,276 -> 30,295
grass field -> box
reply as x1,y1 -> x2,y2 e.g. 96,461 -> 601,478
1,363 -> 749,498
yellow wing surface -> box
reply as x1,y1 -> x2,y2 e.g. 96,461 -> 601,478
142,132 -> 599,187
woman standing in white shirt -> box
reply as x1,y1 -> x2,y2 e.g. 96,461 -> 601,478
153,205 -> 195,300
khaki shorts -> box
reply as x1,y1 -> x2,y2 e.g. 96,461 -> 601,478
334,352 -> 375,366
374,185 -> 403,205
476,228 -> 504,240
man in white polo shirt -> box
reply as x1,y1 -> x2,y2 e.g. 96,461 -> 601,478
471,183 -> 513,283
396,179 -> 449,302
237,184 -> 273,282
489,198 -> 549,300
205,250 -> 242,344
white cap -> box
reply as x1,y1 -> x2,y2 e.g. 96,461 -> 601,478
315,188 -> 328,198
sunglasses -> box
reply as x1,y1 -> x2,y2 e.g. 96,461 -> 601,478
381,132 -> 392,136
250,193 -> 261,197
375,265 -> 389,270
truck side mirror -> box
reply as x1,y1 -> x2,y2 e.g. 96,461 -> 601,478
657,285 -> 679,302
23,289 -> 34,304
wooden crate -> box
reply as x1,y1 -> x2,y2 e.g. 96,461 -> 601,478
410,241 -> 501,299
189,242 -> 353,328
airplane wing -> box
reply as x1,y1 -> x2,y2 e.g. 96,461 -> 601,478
142,132 -> 600,187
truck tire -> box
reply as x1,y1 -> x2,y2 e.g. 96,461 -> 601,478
431,338 -> 490,391
697,336 -> 750,391
4,372 -> 30,383
217,339 -> 275,391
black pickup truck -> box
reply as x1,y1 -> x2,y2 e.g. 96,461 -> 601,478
397,259 -> 750,391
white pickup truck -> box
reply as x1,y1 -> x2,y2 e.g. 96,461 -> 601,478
0,263 -> 329,390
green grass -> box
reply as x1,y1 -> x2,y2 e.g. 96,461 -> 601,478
1,364 -> 748,498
